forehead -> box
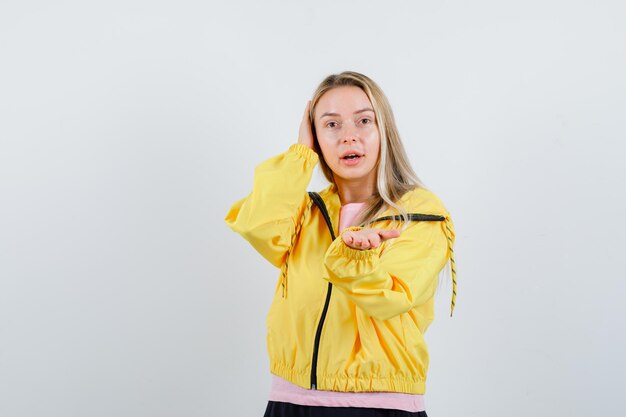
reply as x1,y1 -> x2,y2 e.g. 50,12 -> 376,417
315,86 -> 373,116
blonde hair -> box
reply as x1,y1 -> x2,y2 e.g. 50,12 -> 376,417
309,71 -> 427,231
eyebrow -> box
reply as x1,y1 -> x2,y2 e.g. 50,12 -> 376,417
319,108 -> 375,118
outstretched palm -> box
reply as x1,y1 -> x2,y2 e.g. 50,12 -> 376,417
342,228 -> 401,250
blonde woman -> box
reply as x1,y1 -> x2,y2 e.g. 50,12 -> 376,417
225,71 -> 457,417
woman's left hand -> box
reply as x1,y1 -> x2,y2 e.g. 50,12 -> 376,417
342,228 -> 401,250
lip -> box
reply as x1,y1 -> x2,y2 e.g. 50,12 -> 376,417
340,150 -> 364,159
340,154 -> 364,166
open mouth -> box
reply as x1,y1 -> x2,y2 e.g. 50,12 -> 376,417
341,153 -> 364,165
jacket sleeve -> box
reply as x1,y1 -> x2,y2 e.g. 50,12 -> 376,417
224,143 -> 319,268
322,218 -> 453,320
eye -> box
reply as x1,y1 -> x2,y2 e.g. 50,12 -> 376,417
326,121 -> 338,128
360,118 -> 373,125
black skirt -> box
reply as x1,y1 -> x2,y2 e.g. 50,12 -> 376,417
263,401 -> 428,417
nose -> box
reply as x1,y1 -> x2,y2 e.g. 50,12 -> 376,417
341,126 -> 359,143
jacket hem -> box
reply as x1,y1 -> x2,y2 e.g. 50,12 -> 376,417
269,361 -> 426,394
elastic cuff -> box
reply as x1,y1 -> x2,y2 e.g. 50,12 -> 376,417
289,143 -> 319,165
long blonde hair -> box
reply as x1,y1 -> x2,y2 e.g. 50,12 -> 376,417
309,71 -> 427,230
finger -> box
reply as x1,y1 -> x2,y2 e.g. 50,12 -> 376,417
366,233 -> 381,248
357,233 -> 372,249
379,229 -> 401,240
343,232 -> 356,244
358,238 -> 369,249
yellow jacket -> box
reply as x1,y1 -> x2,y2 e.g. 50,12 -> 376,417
224,143 -> 457,394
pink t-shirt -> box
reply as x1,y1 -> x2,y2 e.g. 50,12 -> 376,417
267,201 -> 426,412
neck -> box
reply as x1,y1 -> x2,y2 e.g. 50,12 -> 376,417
335,175 -> 376,205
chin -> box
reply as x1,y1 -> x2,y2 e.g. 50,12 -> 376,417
335,169 -> 372,181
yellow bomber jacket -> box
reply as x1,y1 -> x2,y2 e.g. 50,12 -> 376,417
224,143 -> 457,394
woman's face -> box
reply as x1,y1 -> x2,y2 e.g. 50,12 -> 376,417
313,86 -> 381,184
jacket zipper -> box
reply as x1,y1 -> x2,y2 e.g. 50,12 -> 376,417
310,281 -> 333,390
307,191 -> 337,390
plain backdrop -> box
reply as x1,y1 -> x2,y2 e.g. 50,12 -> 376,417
1,1 -> 625,416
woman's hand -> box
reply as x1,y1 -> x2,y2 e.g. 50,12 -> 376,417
342,228 -> 401,250
298,100 -> 315,149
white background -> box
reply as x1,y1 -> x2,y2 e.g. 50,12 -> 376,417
1,1 -> 624,416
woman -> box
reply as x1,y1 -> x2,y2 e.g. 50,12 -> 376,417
225,71 -> 457,417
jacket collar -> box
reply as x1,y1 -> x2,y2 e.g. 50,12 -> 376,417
317,182 -> 450,220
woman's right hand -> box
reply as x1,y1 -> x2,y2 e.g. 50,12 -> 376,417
298,101 -> 315,149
